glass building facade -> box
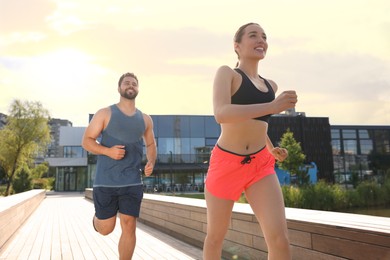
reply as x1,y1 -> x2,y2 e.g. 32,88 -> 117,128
331,125 -> 390,183
148,115 -> 220,192
83,115 -> 390,191
52,145 -> 88,191
87,115 -> 220,193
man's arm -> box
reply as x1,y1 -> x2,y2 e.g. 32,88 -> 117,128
82,108 -> 125,160
143,114 -> 157,176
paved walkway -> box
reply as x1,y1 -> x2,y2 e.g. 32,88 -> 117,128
0,192 -> 203,260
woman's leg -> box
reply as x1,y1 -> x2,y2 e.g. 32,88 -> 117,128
245,174 -> 291,260
203,188 -> 235,260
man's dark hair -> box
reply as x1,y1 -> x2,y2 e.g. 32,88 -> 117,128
118,72 -> 138,87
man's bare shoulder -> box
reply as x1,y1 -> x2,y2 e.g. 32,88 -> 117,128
142,113 -> 153,127
89,106 -> 112,124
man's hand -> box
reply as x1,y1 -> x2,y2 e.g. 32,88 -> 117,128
144,161 -> 154,176
271,147 -> 288,162
108,145 -> 126,160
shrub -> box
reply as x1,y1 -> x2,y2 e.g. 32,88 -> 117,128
281,180 -> 386,211
47,177 -> 55,190
33,178 -> 48,189
345,189 -> 360,208
12,168 -> 33,193
332,185 -> 349,210
356,181 -> 385,207
308,181 -> 335,210
282,185 -> 303,208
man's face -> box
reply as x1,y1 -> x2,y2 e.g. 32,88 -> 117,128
119,76 -> 139,100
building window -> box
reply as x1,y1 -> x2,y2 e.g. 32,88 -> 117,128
342,129 -> 356,139
374,130 -> 390,154
358,129 -> 370,139
360,139 -> 373,155
332,140 -> 341,155
343,140 -> 357,155
64,146 -> 85,158
331,129 -> 340,139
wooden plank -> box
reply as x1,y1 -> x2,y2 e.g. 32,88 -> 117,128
0,201 -> 45,259
28,210 -> 48,259
0,192 -> 203,260
58,207 -> 73,260
312,233 -> 390,259
39,202 -> 54,260
22,204 -> 49,259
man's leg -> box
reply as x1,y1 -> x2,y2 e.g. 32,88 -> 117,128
93,187 -> 118,235
93,215 -> 117,235
118,213 -> 137,260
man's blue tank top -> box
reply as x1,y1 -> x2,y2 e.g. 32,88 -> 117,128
93,105 -> 146,187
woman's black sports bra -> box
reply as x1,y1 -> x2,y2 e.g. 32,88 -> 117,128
231,68 -> 275,122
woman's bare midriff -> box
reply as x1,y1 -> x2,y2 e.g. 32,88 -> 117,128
217,120 -> 268,155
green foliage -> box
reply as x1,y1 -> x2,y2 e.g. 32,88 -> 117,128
31,177 -> 54,190
356,181 -> 385,207
350,172 -> 360,188
31,162 -> 49,179
277,129 -> 307,185
0,184 -> 6,196
12,167 -> 33,193
281,185 -> 303,208
299,181 -> 347,210
282,180 -> 389,211
47,177 -> 55,190
345,189 -> 361,208
0,165 -> 5,180
0,100 -> 51,195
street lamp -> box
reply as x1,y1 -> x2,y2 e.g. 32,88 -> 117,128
169,151 -> 173,192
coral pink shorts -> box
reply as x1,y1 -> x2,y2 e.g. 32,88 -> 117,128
205,144 -> 276,201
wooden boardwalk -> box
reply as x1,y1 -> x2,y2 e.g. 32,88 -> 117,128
0,192 -> 203,260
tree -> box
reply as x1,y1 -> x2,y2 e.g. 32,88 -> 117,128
31,162 -> 49,179
277,129 -> 307,185
0,100 -> 51,196
12,166 -> 33,193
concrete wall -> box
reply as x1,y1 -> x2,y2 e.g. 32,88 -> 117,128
85,189 -> 390,259
0,189 -> 46,249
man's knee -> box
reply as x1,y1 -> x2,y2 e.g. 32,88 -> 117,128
95,216 -> 116,235
120,214 -> 137,232
98,226 -> 115,236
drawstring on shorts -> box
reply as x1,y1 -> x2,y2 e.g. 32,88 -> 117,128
241,155 -> 255,164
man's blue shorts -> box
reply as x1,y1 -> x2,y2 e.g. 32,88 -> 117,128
93,185 -> 143,219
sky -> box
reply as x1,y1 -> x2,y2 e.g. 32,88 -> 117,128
1,0 -> 389,127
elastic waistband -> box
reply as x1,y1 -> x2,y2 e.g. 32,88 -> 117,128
216,144 -> 265,156
214,144 -> 267,164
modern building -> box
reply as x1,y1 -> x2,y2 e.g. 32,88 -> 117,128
47,118 -> 73,158
35,118 -> 74,165
45,126 -> 88,191
41,113 -> 390,192
268,112 -> 334,182
331,125 -> 390,183
85,113 -> 333,192
86,115 -> 219,193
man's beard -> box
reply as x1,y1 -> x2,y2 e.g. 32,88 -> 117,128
120,90 -> 138,100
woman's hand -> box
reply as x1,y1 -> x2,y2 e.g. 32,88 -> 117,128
271,147 -> 288,162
